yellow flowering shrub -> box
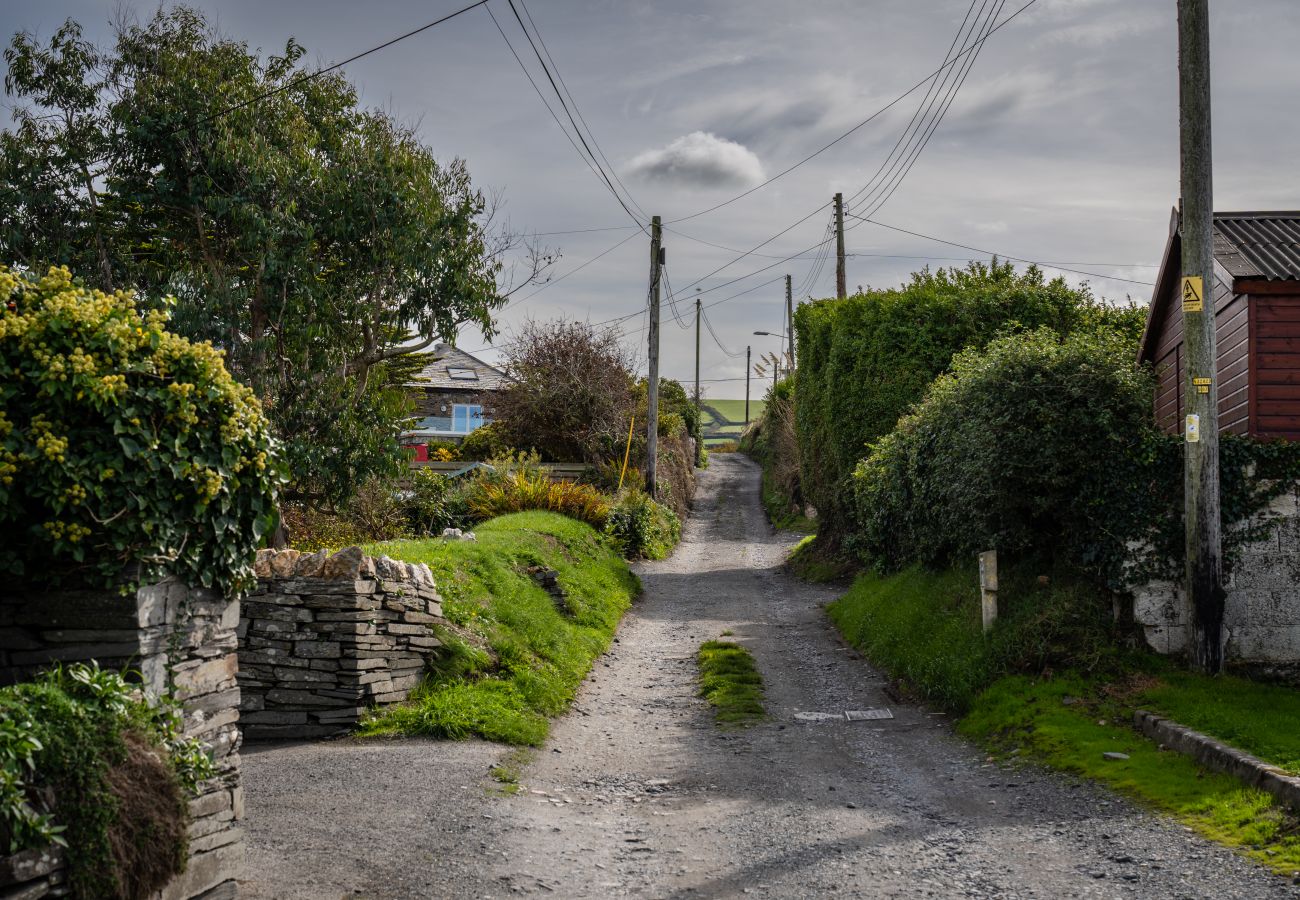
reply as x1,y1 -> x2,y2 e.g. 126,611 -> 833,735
0,266 -> 283,593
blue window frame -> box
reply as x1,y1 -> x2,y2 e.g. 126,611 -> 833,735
453,404 -> 484,433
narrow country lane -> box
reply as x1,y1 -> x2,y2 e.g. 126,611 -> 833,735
242,454 -> 1294,899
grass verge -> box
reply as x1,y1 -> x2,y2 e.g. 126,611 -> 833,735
829,563 -> 1300,875
359,511 -> 639,746
697,640 -> 767,726
959,675 -> 1300,874
761,469 -> 816,533
786,534 -> 856,583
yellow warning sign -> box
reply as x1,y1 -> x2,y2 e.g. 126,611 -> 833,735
1182,276 -> 1204,312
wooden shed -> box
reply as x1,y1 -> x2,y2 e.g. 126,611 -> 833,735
1138,209 -> 1300,439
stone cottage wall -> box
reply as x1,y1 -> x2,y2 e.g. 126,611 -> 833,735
1134,484 -> 1300,679
0,578 -> 244,899
238,547 -> 446,740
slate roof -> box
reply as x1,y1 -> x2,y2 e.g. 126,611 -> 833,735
1213,212 -> 1300,281
409,344 -> 513,392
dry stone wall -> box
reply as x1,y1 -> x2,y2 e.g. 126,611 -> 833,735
1134,484 -> 1300,680
238,547 -> 446,740
0,578 -> 244,900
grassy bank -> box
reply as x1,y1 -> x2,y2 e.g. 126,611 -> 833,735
828,565 -> 1300,874
360,511 -> 639,745
697,640 -> 766,726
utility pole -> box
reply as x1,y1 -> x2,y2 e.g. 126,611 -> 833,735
834,191 -> 847,299
785,274 -> 795,369
646,216 -> 662,498
1178,0 -> 1223,675
694,297 -> 703,467
745,345 -> 751,425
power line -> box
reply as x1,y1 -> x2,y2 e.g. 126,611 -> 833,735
701,308 -> 746,358
664,0 -> 1040,224
0,0 -> 491,203
495,0 -> 645,230
501,229 -> 641,313
183,0 -> 491,134
530,224 -> 639,236
674,202 -> 832,294
515,0 -> 647,222
852,0 -> 1006,220
850,215 -> 1156,286
850,0 -> 1003,219
846,0 -> 991,210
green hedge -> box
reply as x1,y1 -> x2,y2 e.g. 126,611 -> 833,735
851,327 -> 1158,585
793,261 -> 1145,541
849,326 -> 1300,587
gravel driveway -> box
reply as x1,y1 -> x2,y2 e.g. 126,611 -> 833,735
241,453 -> 1295,898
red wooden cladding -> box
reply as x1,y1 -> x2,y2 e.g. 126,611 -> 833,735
1255,304 -> 1300,323
1252,294 -> 1300,439
1257,384 -> 1300,400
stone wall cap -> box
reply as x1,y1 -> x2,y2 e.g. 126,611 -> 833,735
253,548 -> 429,588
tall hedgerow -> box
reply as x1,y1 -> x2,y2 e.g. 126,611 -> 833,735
850,326 -> 1300,589
0,266 -> 282,593
793,261 -> 1146,541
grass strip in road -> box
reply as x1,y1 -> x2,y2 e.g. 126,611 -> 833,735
359,511 -> 639,746
827,563 -> 1300,875
489,748 -> 535,796
698,640 -> 767,727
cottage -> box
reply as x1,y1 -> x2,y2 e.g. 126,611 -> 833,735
1138,208 -> 1300,438
404,343 -> 512,455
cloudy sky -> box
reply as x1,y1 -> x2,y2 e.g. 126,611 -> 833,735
4,0 -> 1298,397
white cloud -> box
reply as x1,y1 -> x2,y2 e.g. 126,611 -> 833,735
625,131 -> 765,189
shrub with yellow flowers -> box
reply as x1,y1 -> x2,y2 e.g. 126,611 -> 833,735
0,266 -> 283,594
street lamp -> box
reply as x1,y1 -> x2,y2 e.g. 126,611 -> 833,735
753,331 -> 787,391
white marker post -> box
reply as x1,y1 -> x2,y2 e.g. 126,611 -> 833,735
979,550 -> 998,634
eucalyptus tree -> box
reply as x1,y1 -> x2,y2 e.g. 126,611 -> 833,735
0,7 -> 542,505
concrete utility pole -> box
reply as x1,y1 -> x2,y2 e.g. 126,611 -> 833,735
834,192 -> 847,300
646,216 -> 662,498
694,297 -> 703,468
745,345 -> 752,425
1178,0 -> 1223,674
785,274 -> 795,369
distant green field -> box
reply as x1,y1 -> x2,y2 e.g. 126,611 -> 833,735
700,399 -> 763,447
706,399 -> 764,423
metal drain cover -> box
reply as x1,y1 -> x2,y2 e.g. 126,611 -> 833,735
845,708 -> 893,721
794,712 -> 844,723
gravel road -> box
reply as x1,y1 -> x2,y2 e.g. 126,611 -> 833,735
241,453 -> 1296,898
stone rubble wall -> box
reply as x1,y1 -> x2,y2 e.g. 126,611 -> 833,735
0,578 -> 244,900
1134,484 -> 1300,679
237,547 -> 446,740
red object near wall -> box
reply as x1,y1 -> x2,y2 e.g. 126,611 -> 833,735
404,443 -> 429,462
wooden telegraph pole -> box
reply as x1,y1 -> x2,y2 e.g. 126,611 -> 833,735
1178,0 -> 1224,674
785,274 -> 795,370
646,216 -> 662,498
745,345 -> 751,425
834,192 -> 847,300
694,297 -> 703,467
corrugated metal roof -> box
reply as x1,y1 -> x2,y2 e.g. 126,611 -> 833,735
1214,212 -> 1300,281
410,344 -> 513,392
